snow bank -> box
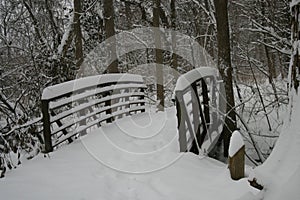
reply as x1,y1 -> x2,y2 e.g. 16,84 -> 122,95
249,92 -> 300,200
229,131 -> 244,157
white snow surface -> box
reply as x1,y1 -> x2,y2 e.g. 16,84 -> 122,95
174,67 -> 218,92
247,92 -> 300,200
57,12 -> 74,55
229,131 -> 245,157
290,0 -> 300,8
0,108 -> 258,200
42,73 -> 144,100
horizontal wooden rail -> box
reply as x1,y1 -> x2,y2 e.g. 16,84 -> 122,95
41,74 -> 146,153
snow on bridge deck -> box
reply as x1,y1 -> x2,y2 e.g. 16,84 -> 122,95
0,108 -> 257,200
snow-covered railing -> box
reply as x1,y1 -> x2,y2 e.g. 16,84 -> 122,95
174,67 -> 225,154
41,74 -> 146,153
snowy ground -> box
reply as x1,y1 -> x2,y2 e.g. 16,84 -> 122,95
0,108 -> 259,200
243,93 -> 300,200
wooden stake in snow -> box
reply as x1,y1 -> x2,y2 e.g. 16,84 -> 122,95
228,130 -> 245,180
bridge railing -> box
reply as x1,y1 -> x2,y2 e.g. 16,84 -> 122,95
174,67 -> 225,154
41,74 -> 146,153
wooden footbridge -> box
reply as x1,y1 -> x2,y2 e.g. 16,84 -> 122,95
39,67 -> 225,155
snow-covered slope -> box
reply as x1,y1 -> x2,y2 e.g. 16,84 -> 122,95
245,93 -> 300,200
0,108 -> 257,200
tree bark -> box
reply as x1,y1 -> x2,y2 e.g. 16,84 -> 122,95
291,4 -> 300,91
153,0 -> 164,111
125,1 -> 131,29
213,0 -> 236,157
45,0 -> 61,48
170,0 -> 178,72
74,0 -> 83,73
103,0 -> 119,73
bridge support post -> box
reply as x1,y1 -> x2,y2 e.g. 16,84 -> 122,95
41,100 -> 53,153
229,145 -> 245,180
228,131 -> 245,180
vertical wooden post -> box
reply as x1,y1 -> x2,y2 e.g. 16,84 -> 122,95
229,146 -> 245,180
175,93 -> 187,152
124,88 -> 130,116
191,81 -> 208,149
191,83 -> 200,138
105,99 -> 112,123
190,83 -> 201,154
201,79 -> 210,127
228,131 -> 245,180
41,100 -> 53,152
140,88 -> 145,113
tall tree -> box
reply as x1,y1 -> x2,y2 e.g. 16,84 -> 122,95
213,0 -> 236,157
170,0 -> 178,72
74,0 -> 83,72
260,0 -> 278,103
103,0 -> 119,73
153,0 -> 164,111
291,2 -> 300,91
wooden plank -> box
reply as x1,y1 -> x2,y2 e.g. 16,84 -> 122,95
42,74 -> 145,101
51,102 -> 146,136
49,83 -> 146,110
50,110 -> 73,143
41,74 -> 147,152
50,97 -> 145,123
52,105 -> 146,147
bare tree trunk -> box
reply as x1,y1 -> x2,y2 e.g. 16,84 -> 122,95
170,0 -> 178,72
125,1 -> 131,29
153,0 -> 164,111
45,0 -> 61,48
291,4 -> 300,91
103,0 -> 119,73
74,0 -> 83,73
213,0 -> 236,157
22,0 -> 44,46
261,0 -> 279,102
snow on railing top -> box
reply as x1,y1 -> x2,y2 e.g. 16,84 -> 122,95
42,74 -> 144,100
174,67 -> 219,92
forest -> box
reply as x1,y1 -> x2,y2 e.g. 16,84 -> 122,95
0,0 -> 300,186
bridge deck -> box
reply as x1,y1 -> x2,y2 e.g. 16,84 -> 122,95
0,109 -> 257,200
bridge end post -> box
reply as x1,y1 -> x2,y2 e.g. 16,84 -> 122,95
229,145 -> 245,180
175,93 -> 187,152
41,99 -> 53,153
228,131 -> 245,180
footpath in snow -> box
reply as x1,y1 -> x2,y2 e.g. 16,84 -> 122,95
1,108 -> 258,200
